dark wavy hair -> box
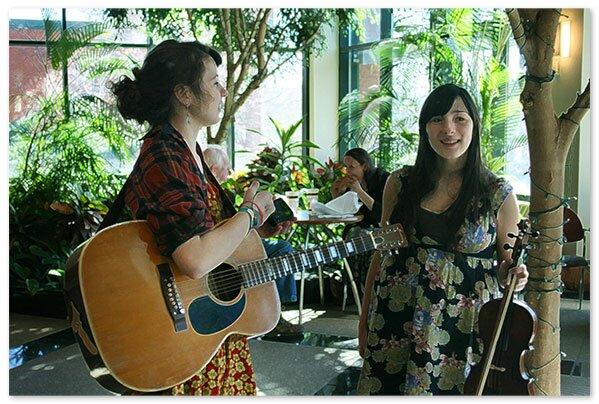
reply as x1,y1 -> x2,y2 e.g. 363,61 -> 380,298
111,40 -> 222,127
390,84 -> 492,247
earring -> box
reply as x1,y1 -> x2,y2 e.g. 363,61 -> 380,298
185,104 -> 191,126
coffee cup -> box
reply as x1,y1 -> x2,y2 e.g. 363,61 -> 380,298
304,188 -> 319,210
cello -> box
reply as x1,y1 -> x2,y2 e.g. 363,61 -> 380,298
464,219 -> 538,395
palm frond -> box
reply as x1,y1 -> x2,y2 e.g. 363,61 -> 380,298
43,9 -> 112,71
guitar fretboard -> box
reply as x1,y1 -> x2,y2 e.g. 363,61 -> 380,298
240,233 -> 375,288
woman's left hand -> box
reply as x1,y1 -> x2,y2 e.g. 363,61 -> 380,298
498,258 -> 529,292
257,219 -> 294,239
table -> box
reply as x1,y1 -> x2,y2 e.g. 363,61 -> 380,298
287,210 -> 363,324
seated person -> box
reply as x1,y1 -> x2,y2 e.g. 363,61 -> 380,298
204,145 -> 303,337
331,148 -> 390,295
331,147 -> 390,229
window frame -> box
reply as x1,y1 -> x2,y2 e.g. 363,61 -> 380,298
9,8 -> 309,173
338,9 -> 392,160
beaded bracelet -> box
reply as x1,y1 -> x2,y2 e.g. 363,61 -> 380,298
238,201 -> 264,231
250,202 -> 264,227
238,205 -> 255,232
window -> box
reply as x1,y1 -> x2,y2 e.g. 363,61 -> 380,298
338,8 -> 529,194
339,9 -> 391,157
9,8 -> 151,177
503,44 -> 530,197
9,8 -> 308,177
339,9 -> 428,168
230,56 -> 304,172
9,8 -> 307,177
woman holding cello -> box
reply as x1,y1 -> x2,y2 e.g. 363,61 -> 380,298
356,84 -> 529,395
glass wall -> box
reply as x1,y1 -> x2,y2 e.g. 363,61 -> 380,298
338,8 -> 530,195
231,57 -> 303,171
338,9 -> 389,157
8,8 -> 151,176
8,8 -> 305,175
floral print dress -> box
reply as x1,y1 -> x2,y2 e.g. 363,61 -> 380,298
357,167 -> 513,395
170,161 -> 256,396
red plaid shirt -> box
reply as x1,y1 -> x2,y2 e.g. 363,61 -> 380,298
125,123 -> 236,256
124,123 -> 256,395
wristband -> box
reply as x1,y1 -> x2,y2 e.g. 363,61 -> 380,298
251,202 -> 264,227
240,201 -> 264,228
238,205 -> 255,233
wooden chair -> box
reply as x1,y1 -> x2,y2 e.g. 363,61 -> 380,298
562,207 -> 590,309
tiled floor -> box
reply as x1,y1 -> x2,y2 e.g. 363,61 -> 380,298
7,297 -> 590,396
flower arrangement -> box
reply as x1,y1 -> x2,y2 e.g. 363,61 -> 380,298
310,157 -> 346,203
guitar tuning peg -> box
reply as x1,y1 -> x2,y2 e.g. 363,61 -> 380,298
503,243 -> 512,251
507,232 -> 516,238
530,230 -> 540,237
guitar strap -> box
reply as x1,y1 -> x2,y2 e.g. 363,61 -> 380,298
96,176 -> 132,233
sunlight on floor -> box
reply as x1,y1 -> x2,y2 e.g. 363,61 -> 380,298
282,308 -> 327,324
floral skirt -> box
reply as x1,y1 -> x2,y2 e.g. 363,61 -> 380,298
171,335 -> 256,395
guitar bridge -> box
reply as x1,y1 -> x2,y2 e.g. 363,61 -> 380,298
157,263 -> 187,332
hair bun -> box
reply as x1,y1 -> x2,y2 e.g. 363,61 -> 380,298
111,76 -> 143,122
132,67 -> 142,79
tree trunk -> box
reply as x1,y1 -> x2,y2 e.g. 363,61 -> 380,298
506,8 -> 590,396
524,81 -> 564,395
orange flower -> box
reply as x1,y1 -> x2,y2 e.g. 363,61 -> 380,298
291,169 -> 303,184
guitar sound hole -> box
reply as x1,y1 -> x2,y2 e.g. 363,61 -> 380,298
208,264 -> 242,302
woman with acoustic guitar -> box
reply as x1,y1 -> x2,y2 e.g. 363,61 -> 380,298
356,84 -> 529,395
111,40 -> 275,395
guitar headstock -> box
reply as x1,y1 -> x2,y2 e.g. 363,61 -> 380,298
371,223 -> 408,253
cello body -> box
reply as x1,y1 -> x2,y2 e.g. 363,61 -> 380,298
464,298 -> 537,395
463,219 -> 538,395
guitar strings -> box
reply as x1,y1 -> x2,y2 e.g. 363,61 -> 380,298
176,239 -> 375,297
209,225 -> 400,294
173,235 -> 375,297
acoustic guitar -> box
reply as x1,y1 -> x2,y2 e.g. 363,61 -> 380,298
64,220 -> 407,394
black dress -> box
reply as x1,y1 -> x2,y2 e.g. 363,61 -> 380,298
344,167 -> 390,295
356,167 -> 391,229
357,167 -> 513,395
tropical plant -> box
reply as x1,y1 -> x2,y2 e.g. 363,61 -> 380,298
234,117 -> 320,196
9,184 -> 114,296
8,90 -> 136,294
338,8 -> 527,173
9,11 -> 138,296
105,8 -> 360,144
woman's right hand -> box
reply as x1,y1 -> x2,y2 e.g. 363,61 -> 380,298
242,181 -> 275,223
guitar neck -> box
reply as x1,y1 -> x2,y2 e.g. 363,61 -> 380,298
240,233 -> 375,288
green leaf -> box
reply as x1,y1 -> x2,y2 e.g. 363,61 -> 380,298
10,262 -> 31,280
48,269 -> 64,277
26,279 -> 41,295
